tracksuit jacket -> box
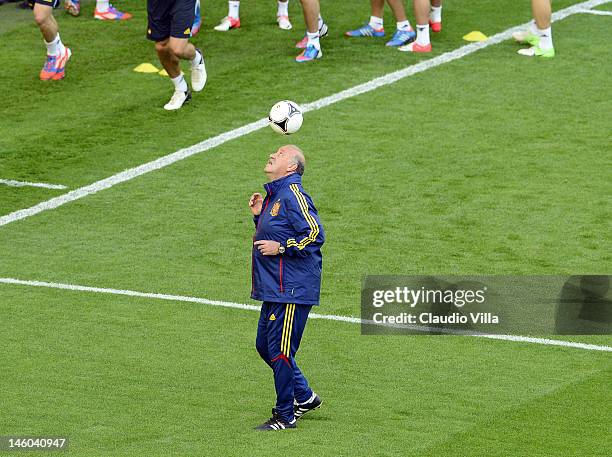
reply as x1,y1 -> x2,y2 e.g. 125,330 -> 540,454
251,173 -> 325,305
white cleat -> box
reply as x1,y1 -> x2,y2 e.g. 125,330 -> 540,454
191,49 -> 207,92
277,15 -> 292,30
517,47 -> 537,56
517,45 -> 555,58
164,90 -> 191,111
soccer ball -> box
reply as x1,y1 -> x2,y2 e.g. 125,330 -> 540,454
268,100 -> 303,135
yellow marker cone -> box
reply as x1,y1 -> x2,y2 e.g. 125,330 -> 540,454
463,31 -> 488,42
158,69 -> 169,77
133,63 -> 160,73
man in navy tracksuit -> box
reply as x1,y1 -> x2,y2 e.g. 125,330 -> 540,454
249,144 -> 325,431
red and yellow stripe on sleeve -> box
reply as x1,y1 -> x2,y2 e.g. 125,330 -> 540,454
287,184 -> 319,250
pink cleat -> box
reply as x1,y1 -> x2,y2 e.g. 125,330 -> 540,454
398,42 -> 432,53
94,5 -> 133,20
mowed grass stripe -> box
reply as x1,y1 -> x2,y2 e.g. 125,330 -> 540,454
1,0 -> 608,228
1,277 -> 610,352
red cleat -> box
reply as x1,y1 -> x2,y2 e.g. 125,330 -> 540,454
429,20 -> 442,33
398,42 -> 432,53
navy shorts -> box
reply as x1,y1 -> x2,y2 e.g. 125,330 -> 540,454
147,0 -> 196,42
28,0 -> 60,8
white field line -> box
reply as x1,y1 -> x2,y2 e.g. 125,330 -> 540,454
1,277 -> 611,353
0,179 -> 67,190
578,7 -> 612,14
0,0 -> 608,228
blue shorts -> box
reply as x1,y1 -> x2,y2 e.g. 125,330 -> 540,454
147,0 -> 195,42
28,0 -> 60,8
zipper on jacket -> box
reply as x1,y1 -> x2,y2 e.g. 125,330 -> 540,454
253,192 -> 272,295
279,256 -> 284,293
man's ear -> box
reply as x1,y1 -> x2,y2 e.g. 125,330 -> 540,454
287,162 -> 298,173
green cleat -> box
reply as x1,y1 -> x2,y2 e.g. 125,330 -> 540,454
512,30 -> 540,46
517,45 -> 555,58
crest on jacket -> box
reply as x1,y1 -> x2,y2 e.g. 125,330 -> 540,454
270,200 -> 281,217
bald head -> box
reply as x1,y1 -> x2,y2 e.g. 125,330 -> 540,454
282,144 -> 305,176
264,145 -> 307,180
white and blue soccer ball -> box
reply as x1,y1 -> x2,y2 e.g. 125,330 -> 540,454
268,100 -> 303,135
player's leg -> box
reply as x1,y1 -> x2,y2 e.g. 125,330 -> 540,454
277,0 -> 292,30
398,0 -> 432,53
255,303 -> 273,367
157,0 -> 206,110
518,0 -> 554,57
94,0 -> 132,20
295,4 -> 327,50
429,0 -> 442,32
159,37 -> 206,110
286,304 -> 322,419
168,0 -> 206,91
155,39 -> 181,78
287,304 -> 321,419
295,0 -> 323,62
148,0 -> 186,109
214,0 -> 241,31
532,0 -> 551,29
255,303 -> 298,430
32,1 -> 72,80
385,0 -> 416,47
345,0 -> 386,38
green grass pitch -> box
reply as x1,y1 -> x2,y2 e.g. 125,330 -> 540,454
0,0 -> 611,455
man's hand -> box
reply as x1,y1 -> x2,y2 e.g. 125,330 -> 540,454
254,240 -> 281,256
249,193 -> 263,216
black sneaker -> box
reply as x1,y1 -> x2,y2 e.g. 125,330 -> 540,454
255,409 -> 297,431
294,393 -> 322,419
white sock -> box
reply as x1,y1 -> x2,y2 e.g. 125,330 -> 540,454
537,26 -> 553,50
171,73 -> 188,92
416,24 -> 430,46
430,5 -> 442,23
307,31 -> 320,50
277,1 -> 288,17
191,49 -> 203,66
228,0 -> 240,19
96,0 -> 109,12
529,20 -> 538,34
44,33 -> 65,56
318,14 -> 324,30
396,20 -> 412,32
369,15 -> 383,30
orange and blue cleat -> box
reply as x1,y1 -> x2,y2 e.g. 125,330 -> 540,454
39,55 -> 58,81
191,0 -> 201,36
52,48 -> 72,80
64,0 -> 80,17
94,5 -> 132,20
295,45 -> 322,63
345,23 -> 385,38
39,48 -> 72,81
